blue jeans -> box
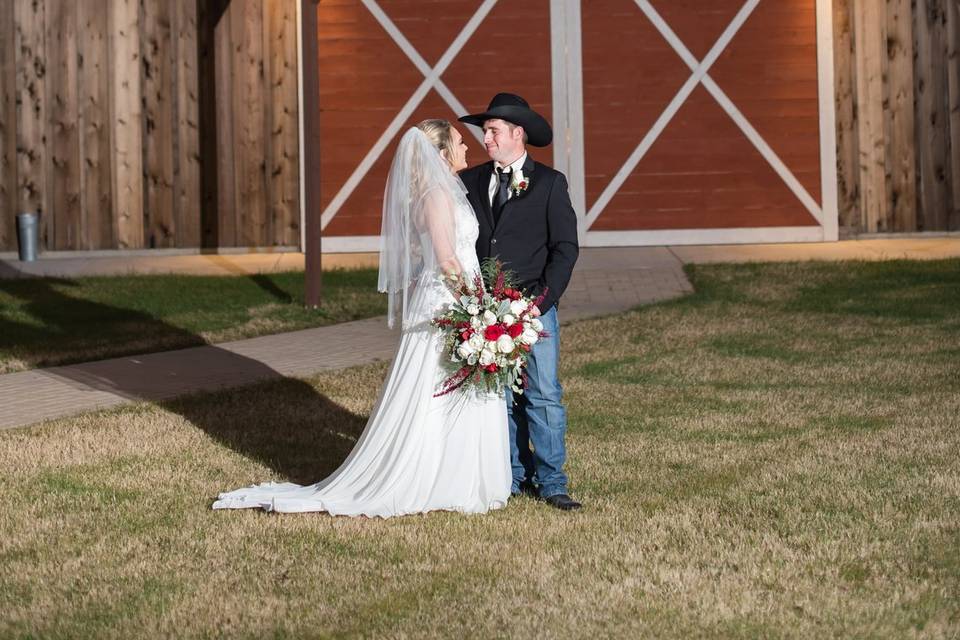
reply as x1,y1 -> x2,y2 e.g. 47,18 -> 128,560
506,307 -> 568,498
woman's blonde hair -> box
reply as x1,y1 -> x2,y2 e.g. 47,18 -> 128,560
416,119 -> 454,162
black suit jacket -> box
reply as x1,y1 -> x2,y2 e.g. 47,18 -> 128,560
459,155 -> 579,313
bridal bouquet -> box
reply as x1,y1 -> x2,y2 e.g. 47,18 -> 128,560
432,259 -> 548,397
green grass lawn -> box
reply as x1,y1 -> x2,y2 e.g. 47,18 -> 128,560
1,260 -> 958,638
0,270 -> 386,373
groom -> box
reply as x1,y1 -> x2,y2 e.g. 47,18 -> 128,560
458,94 -> 581,511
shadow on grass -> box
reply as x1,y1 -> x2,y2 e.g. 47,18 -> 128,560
168,378 -> 367,485
0,262 -> 368,486
0,266 -> 211,370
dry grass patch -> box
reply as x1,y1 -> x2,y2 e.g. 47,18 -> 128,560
1,260 -> 958,638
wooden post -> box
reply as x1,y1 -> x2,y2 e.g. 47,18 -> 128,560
301,0 -> 321,308
853,0 -> 887,232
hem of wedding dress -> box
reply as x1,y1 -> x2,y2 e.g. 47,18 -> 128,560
210,497 -> 508,519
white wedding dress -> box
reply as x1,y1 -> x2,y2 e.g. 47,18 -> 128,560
213,128 -> 511,517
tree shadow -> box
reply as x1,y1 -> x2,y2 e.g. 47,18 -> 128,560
0,262 -> 369,485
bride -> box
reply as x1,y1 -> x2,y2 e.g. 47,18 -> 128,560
213,120 -> 511,517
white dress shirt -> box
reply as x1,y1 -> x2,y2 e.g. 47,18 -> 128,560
487,152 -> 528,208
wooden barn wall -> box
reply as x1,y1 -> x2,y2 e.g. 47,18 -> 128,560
0,0 -> 300,252
204,0 -> 300,248
834,0 -> 960,232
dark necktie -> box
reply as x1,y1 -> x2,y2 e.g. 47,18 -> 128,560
492,168 -> 511,225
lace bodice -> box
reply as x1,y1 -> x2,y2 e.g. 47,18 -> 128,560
406,201 -> 480,330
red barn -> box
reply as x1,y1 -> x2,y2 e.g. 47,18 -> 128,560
315,0 -> 838,252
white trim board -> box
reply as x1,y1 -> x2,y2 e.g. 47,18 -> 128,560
318,226 -> 825,253
815,0 -> 840,241
550,0 -> 587,233
321,236 -> 384,253
582,226 -> 826,247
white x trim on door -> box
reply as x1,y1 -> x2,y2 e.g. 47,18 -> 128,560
582,0 -> 823,235
320,0 -> 495,231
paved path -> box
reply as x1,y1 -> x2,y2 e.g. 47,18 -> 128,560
0,247 -> 692,431
2,237 -> 957,432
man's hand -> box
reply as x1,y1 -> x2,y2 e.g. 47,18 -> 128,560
529,305 -> 541,318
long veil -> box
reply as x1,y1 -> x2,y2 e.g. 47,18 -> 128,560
377,127 -> 471,329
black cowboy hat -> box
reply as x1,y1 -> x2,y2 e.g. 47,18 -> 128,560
458,93 -> 553,147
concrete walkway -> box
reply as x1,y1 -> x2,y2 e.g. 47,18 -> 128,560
1,237 -> 958,431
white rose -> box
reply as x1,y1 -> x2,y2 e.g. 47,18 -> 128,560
457,342 -> 476,360
520,327 -> 540,346
485,340 -> 497,352
496,334 -> 515,354
482,310 -> 498,326
466,353 -> 478,366
466,303 -> 480,316
531,318 -> 543,332
470,316 -> 483,330
468,333 -> 485,350
479,349 -> 496,366
502,314 -> 516,326
509,299 -> 527,316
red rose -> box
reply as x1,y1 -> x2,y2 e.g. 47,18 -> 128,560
484,324 -> 505,341
456,321 -> 471,330
460,329 -> 473,341
507,323 -> 523,339
509,289 -> 522,300
485,363 -> 498,372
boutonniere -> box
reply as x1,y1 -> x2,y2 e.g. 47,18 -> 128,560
511,170 -> 530,197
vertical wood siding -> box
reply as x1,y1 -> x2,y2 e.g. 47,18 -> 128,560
205,0 -> 300,248
141,0 -> 176,248
46,0 -> 81,248
0,0 -> 299,252
949,0 -> 960,229
833,0 -> 859,230
79,0 -> 114,249
0,0 -> 17,249
835,0 -> 959,232
14,0 -> 47,243
174,0 -> 201,247
109,0 -> 145,249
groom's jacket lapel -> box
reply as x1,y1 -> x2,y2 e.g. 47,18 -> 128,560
475,162 -> 495,230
